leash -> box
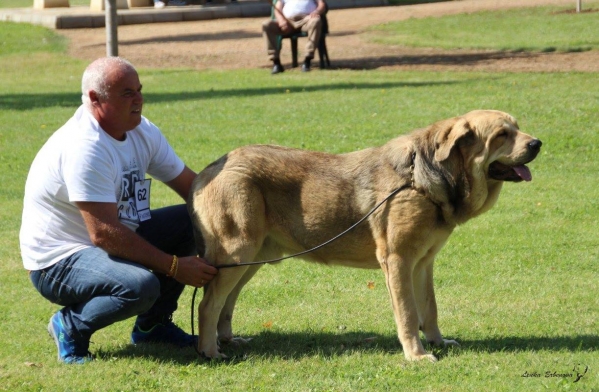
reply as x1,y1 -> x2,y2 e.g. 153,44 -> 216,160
215,185 -> 410,269
189,184 -> 410,358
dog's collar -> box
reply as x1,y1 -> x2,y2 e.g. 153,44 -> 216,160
409,151 -> 416,188
409,150 -> 455,218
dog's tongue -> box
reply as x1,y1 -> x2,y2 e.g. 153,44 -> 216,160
513,165 -> 532,181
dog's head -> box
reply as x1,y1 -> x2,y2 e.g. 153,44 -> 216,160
425,110 -> 541,222
435,110 -> 542,183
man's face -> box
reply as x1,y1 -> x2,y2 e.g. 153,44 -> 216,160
93,66 -> 143,138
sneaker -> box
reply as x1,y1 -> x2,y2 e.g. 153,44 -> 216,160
302,57 -> 312,72
167,0 -> 187,6
271,63 -> 284,75
154,0 -> 166,8
47,312 -> 93,364
131,317 -> 196,348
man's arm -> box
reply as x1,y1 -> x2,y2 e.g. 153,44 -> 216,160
76,201 -> 217,287
165,165 -> 197,201
274,0 -> 291,33
311,0 -> 326,17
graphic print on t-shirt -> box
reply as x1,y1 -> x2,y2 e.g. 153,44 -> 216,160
118,167 -> 141,224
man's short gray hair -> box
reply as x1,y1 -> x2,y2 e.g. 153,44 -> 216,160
81,57 -> 136,108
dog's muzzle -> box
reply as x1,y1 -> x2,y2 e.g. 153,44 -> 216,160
488,138 -> 542,182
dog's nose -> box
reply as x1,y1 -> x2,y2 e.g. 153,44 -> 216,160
528,139 -> 542,152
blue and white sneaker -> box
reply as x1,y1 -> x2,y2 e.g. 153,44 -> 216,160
131,317 -> 197,348
47,312 -> 93,364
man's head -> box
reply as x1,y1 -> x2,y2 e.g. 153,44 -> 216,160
81,57 -> 143,139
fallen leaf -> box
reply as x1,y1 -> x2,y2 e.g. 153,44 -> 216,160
367,281 -> 375,289
262,321 -> 273,329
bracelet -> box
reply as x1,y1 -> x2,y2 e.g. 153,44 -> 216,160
167,255 -> 179,278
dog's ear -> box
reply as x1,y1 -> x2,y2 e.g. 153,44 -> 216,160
434,118 -> 473,162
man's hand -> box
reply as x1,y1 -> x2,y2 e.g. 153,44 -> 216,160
175,256 -> 218,288
309,10 -> 321,19
278,19 -> 291,33
77,201 -> 217,288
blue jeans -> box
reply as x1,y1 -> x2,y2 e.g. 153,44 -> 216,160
30,204 -> 197,343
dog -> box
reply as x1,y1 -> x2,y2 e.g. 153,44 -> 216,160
188,110 -> 542,362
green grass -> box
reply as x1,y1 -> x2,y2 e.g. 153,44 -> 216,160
368,3 -> 599,52
1,5 -> 598,392
0,22 -> 67,55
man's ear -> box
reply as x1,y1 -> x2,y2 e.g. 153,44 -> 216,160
434,118 -> 473,162
88,90 -> 100,106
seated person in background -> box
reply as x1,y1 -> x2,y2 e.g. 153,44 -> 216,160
262,0 -> 326,74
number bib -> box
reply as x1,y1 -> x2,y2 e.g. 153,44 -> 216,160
134,179 -> 152,222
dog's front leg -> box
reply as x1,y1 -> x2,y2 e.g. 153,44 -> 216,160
413,259 -> 459,349
380,253 -> 438,362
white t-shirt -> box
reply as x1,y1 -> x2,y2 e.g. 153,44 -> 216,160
282,0 -> 318,19
20,105 -> 185,271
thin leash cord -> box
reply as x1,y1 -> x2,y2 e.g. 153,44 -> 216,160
189,185 -> 408,358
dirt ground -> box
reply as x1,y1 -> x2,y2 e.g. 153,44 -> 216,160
57,0 -> 599,72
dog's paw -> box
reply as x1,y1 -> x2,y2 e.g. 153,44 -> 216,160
442,339 -> 460,347
220,337 -> 253,346
231,337 -> 253,346
202,351 -> 229,361
406,353 -> 438,363
427,338 -> 460,348
198,347 -> 229,361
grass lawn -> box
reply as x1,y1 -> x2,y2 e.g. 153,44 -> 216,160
367,3 -> 599,52
0,3 -> 598,391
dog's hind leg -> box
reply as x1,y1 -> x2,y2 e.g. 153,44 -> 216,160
195,181 -> 269,358
217,241 -> 283,346
217,264 -> 262,345
198,257 -> 259,359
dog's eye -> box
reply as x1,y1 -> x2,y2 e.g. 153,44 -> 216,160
496,131 -> 508,139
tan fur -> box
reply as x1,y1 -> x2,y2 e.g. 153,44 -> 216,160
188,110 -> 541,362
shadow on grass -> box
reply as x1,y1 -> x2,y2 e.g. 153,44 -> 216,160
0,79 -> 466,111
118,30 -> 264,47
462,335 -> 599,354
102,331 -> 598,365
329,50 -> 544,70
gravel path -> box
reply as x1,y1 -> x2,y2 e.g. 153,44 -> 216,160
57,0 -> 599,72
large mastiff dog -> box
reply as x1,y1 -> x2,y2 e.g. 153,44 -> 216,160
188,110 -> 542,362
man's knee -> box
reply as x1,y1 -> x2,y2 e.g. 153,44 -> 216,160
307,15 -> 322,31
262,19 -> 277,33
123,269 -> 161,314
